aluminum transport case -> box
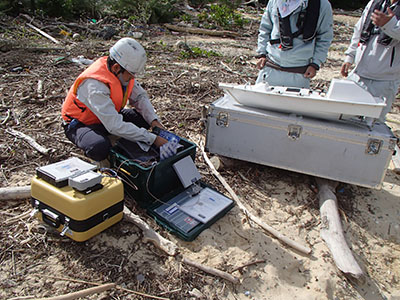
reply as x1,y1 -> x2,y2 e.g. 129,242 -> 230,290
205,95 -> 397,189
31,175 -> 124,242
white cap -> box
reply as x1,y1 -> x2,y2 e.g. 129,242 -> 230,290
109,38 -> 147,75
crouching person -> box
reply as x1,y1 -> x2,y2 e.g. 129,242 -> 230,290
61,38 -> 168,162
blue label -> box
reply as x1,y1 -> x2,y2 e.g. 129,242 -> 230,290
158,129 -> 181,143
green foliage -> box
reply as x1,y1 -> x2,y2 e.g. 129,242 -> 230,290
108,0 -> 178,24
217,0 -> 242,9
158,40 -> 167,48
36,0 -> 70,17
198,4 -> 248,29
187,0 -> 212,8
148,0 -> 179,24
180,13 -> 193,23
0,0 -> 30,15
0,0 -> 372,20
0,0 -> 100,18
180,46 -> 221,59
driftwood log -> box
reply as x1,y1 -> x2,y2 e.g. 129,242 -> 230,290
316,178 -> 364,282
0,185 -> 31,200
200,147 -> 312,255
123,206 -> 179,256
164,23 -> 240,38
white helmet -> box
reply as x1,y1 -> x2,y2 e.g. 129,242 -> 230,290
109,38 -> 147,75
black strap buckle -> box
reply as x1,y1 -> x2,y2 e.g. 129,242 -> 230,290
62,120 -> 69,128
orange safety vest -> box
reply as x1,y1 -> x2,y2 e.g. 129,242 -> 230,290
62,56 -> 134,125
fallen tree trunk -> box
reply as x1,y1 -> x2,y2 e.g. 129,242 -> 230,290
164,24 -> 240,38
316,178 -> 364,282
123,206 -> 179,256
0,185 -> 31,200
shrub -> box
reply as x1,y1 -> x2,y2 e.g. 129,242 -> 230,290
107,0 -> 178,24
180,46 -> 221,59
0,0 -> 100,18
198,4 -> 248,29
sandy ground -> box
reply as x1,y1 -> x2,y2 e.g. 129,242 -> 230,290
1,10 -> 400,300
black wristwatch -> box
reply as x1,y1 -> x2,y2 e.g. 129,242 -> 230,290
308,62 -> 320,70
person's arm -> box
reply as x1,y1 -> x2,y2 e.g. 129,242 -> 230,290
256,3 -> 273,56
129,81 -> 164,129
341,1 -> 373,76
256,1 -> 274,69
310,0 -> 334,71
378,8 -> 400,41
77,79 -> 158,147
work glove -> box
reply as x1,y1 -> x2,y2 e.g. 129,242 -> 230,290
160,138 -> 181,160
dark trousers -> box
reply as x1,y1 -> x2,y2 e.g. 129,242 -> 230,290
64,109 -> 150,161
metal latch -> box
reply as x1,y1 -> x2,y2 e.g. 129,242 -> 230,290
60,217 -> 70,236
366,138 -> 383,155
216,112 -> 229,127
388,139 -> 396,152
288,124 -> 302,140
30,200 -> 40,217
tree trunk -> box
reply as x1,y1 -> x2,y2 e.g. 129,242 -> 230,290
316,178 -> 364,282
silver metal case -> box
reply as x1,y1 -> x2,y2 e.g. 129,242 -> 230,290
205,95 -> 397,189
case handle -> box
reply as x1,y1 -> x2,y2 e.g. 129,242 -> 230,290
41,208 -> 61,228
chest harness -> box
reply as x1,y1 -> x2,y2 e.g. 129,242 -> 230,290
360,0 -> 400,46
270,0 -> 321,51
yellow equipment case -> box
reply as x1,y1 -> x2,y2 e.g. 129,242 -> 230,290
31,175 -> 124,242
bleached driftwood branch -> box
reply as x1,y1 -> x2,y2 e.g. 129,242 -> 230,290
123,206 -> 178,256
182,258 -> 240,284
28,274 -> 169,300
200,146 -> 311,255
37,79 -> 43,98
316,178 -> 364,282
6,128 -> 51,155
0,185 -> 31,200
220,61 -> 241,76
32,283 -> 115,300
26,23 -> 60,44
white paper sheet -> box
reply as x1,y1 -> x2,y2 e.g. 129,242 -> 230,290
179,187 -> 233,223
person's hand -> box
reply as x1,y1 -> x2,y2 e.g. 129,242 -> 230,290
341,62 -> 352,77
153,136 -> 168,148
150,119 -> 164,130
256,57 -> 267,70
371,7 -> 395,27
304,65 -> 317,79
